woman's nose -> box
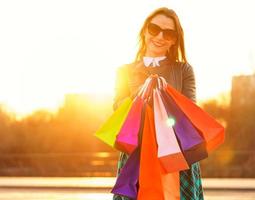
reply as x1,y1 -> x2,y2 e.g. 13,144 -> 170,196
154,31 -> 164,40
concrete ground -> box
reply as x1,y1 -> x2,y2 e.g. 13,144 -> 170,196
0,177 -> 254,200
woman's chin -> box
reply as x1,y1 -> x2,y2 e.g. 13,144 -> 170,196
148,47 -> 167,57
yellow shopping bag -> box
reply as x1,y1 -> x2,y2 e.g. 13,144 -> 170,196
95,97 -> 132,147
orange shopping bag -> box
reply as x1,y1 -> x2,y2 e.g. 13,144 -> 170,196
137,103 -> 164,200
138,103 -> 181,200
162,172 -> 180,200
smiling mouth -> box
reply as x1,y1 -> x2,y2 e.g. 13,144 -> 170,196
152,40 -> 165,47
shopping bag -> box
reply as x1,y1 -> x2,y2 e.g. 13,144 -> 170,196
162,77 -> 225,152
115,96 -> 144,154
114,77 -> 154,154
137,103 -> 165,200
159,89 -> 208,165
111,147 -> 140,199
162,172 -> 180,200
153,89 -> 189,172
94,97 -> 132,147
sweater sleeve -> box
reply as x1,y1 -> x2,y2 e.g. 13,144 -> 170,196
113,65 -> 130,111
181,63 -> 197,103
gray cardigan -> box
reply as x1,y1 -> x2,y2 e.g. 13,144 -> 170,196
113,58 -> 196,111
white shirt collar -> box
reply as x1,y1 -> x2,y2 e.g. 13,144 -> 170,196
143,56 -> 166,67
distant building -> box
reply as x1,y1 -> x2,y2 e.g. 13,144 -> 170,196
231,74 -> 255,109
228,73 -> 255,153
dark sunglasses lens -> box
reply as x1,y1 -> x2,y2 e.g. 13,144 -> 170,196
147,23 -> 160,36
163,30 -> 177,40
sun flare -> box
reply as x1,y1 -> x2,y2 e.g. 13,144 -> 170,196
0,0 -> 254,117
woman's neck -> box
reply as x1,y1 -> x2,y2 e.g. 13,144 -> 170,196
144,52 -> 166,58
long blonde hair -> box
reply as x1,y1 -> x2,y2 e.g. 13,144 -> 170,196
135,7 -> 187,63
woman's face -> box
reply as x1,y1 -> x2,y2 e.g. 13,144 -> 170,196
144,14 -> 176,57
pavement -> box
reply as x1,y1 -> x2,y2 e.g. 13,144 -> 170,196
0,177 -> 254,191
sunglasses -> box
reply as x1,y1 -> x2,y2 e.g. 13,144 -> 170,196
147,22 -> 177,41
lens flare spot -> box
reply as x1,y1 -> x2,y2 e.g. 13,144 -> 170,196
166,117 -> 175,127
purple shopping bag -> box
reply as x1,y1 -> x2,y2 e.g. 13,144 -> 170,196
111,147 -> 140,199
162,77 -> 225,153
159,88 -> 208,165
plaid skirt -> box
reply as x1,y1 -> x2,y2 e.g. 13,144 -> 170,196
113,152 -> 204,200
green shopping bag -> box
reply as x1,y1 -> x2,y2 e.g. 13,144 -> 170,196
95,97 -> 132,147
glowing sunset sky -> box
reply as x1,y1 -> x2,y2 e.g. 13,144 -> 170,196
0,0 -> 254,116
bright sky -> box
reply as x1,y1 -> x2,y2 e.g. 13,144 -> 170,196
0,0 -> 254,116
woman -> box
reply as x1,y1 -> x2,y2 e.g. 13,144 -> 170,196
113,7 -> 204,200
